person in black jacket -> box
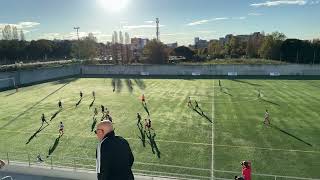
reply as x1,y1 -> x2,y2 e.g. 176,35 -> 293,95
95,120 -> 134,180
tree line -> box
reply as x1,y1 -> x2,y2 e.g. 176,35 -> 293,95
1,26 -> 319,65
203,32 -> 320,64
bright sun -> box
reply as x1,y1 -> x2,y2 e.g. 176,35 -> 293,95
97,0 -> 129,12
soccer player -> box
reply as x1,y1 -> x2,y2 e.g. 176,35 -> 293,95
264,109 -> 270,125
58,100 -> 62,109
37,154 -> 44,163
106,114 -> 113,122
141,94 -> 146,104
101,105 -> 105,114
194,100 -> 199,110
145,118 -> 153,131
219,80 -> 221,87
59,122 -> 64,136
92,91 -> 96,99
137,113 -> 141,124
80,91 -> 83,98
258,90 -> 261,98
41,114 -> 49,126
187,97 -> 192,107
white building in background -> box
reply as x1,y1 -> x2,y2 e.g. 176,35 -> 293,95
194,37 -> 208,49
131,38 -> 149,51
166,42 -> 178,49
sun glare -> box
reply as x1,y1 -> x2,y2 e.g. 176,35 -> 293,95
97,0 -> 129,12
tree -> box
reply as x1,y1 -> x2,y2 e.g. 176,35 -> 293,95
208,41 -> 225,58
20,30 -> 25,41
143,39 -> 168,64
259,32 -> 286,60
71,33 -> 98,59
246,34 -> 263,58
12,26 -> 19,40
2,25 -> 12,40
171,46 -> 195,60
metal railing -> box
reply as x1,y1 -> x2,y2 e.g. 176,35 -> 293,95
1,151 -> 319,180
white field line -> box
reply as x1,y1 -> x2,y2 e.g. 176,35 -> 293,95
211,80 -> 215,180
135,162 -> 210,171
215,144 -> 320,154
133,169 -> 210,179
1,129 -> 319,154
0,129 -> 212,146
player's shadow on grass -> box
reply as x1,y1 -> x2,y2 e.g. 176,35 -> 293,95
91,117 -> 97,132
146,131 -> 160,158
5,91 -> 17,97
26,124 -> 49,144
47,135 -> 62,157
222,90 -> 233,96
125,79 -> 133,93
89,98 -> 95,109
231,79 -> 262,87
142,103 -> 150,115
112,78 -> 123,93
260,98 -> 280,106
192,107 -> 212,123
271,124 -> 312,147
53,78 -> 77,85
137,122 -> 146,147
1,82 -> 69,130
134,79 -> 146,90
50,109 -> 62,121
75,98 -> 82,107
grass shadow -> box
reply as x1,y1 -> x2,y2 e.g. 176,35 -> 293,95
50,109 -> 62,121
271,124 -> 312,147
5,91 -> 17,97
261,98 -> 280,106
26,124 -> 49,144
112,78 -> 123,93
137,122 -> 146,147
125,79 -> 133,93
146,131 -> 160,158
89,98 -> 95,109
231,79 -> 262,87
75,98 -> 82,107
91,117 -> 97,132
134,79 -> 146,90
52,78 -> 77,85
223,90 -> 233,96
1,82 -> 70,130
142,103 -> 150,115
192,107 -> 212,123
47,135 -> 62,157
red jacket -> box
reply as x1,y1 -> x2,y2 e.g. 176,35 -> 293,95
242,166 -> 251,180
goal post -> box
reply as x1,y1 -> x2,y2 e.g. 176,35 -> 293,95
0,77 -> 17,90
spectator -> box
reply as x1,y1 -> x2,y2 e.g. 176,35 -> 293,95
0,159 -> 5,169
95,120 -> 134,180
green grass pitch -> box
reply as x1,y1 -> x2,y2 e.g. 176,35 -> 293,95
0,78 -> 319,179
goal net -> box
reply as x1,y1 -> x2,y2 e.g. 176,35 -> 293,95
0,77 -> 16,90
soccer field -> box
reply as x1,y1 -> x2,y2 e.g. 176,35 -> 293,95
0,78 -> 319,179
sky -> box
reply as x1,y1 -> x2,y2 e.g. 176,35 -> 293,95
0,0 -> 319,45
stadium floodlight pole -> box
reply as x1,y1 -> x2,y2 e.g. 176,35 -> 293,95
156,18 -> 160,41
74,27 -> 80,60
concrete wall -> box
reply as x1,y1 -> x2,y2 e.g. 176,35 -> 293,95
19,65 -> 80,85
82,64 -> 320,76
0,64 -> 319,90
